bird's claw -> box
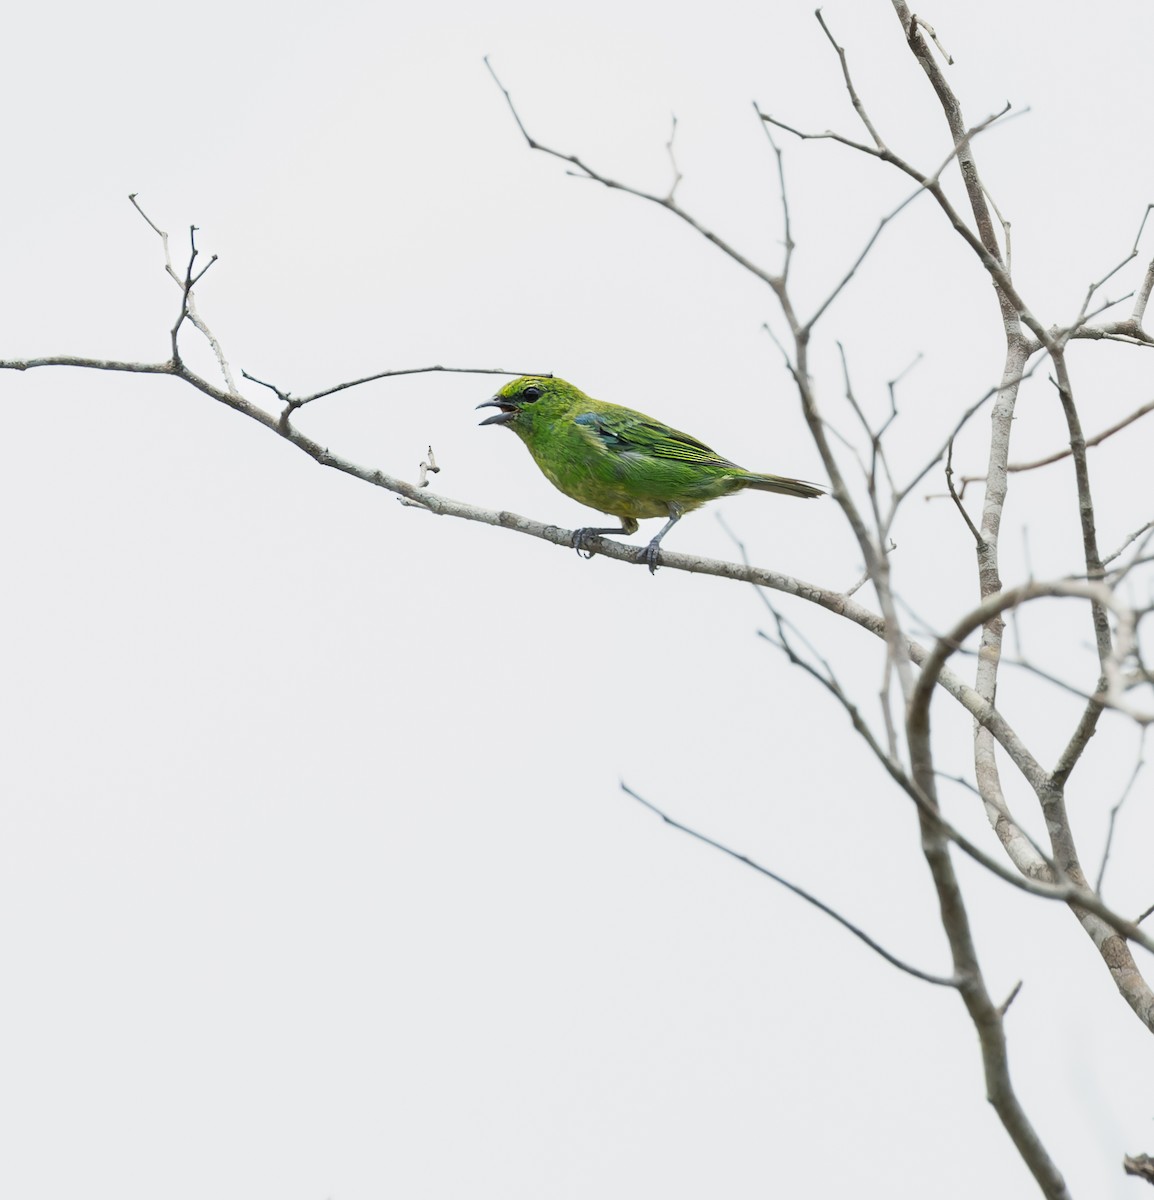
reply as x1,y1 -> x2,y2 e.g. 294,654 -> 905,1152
571,528 -> 598,560
571,527 -> 660,571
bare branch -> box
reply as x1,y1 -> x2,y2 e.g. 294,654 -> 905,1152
240,369 -> 291,405
1061,209 -> 1152,337
945,438 -> 984,548
664,114 -> 682,202
755,620 -> 1151,933
1095,729 -> 1147,893
902,562 -> 1069,1200
0,355 -> 175,376
836,341 -> 896,533
621,782 -> 957,987
885,352 -> 922,429
814,8 -> 887,149
844,561 -> 875,599
961,396 -> 1154,485
1046,356 -> 1114,790
416,446 -> 440,488
1123,1153 -> 1154,1185
997,980 -> 1023,1018
981,182 -> 1013,274
971,338 -> 1034,897
1133,254 -> 1154,329
762,96 -> 1039,340
486,57 -> 782,289
803,185 -> 924,332
909,358 -> 1046,502
909,13 -> 955,65
1127,203 -> 1154,327
755,115 -> 795,279
1067,321 -> 1154,348
1104,519 -> 1154,573
907,575 -> 1154,1050
891,2 -> 1010,278
130,195 -> 236,394
294,364 -> 546,408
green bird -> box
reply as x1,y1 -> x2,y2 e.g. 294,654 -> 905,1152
477,375 -> 823,572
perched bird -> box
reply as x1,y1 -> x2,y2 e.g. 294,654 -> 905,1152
477,375 -> 823,572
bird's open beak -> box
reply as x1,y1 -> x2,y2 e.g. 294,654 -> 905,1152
476,397 -> 517,426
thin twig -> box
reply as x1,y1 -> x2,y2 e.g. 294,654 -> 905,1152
621,782 -> 956,987
1095,729 -> 1147,893
962,397 -> 1154,484
909,14 -> 955,65
130,195 -> 235,394
1127,204 -> 1154,327
292,364 -> 547,408
815,7 -> 887,149
981,182 -> 1013,274
997,980 -> 1023,1017
945,439 -> 984,547
664,114 -> 682,202
755,114 -> 795,279
1104,520 -> 1154,581
416,446 -> 440,488
485,57 -> 783,289
904,358 -> 1043,503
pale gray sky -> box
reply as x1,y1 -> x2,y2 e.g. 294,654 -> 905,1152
2,2 -> 1152,1197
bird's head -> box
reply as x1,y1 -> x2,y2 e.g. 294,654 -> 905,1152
476,375 -> 577,430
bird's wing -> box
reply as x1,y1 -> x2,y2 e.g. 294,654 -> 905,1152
574,410 -> 735,467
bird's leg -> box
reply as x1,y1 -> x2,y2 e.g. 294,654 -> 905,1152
641,503 -> 684,574
571,518 -> 639,559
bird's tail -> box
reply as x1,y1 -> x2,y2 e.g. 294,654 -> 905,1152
743,472 -> 825,499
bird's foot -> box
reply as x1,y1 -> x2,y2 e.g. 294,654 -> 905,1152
571,528 -> 600,560
641,541 -> 662,574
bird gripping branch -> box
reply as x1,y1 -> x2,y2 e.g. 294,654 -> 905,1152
478,375 -> 823,572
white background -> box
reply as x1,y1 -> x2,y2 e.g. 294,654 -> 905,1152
2,1 -> 1152,1196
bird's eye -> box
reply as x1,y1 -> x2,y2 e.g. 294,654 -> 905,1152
522,385 -> 542,402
